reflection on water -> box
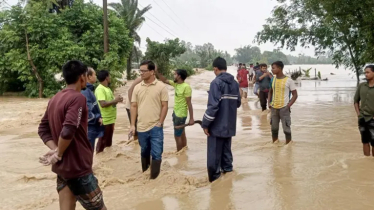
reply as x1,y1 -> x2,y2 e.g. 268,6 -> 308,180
1,65 -> 371,210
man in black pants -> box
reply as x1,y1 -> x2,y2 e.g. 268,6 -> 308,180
257,63 -> 273,111
202,57 -> 241,182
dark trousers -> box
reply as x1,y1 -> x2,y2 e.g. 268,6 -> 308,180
96,124 -> 114,153
259,90 -> 269,111
207,136 -> 233,182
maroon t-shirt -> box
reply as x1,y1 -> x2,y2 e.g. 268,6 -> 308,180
38,89 -> 93,179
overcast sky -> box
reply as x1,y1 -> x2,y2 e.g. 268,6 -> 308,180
4,0 -> 315,56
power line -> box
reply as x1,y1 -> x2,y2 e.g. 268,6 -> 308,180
159,0 -> 191,30
152,0 -> 181,28
139,3 -> 179,37
144,16 -> 177,38
144,22 -> 165,39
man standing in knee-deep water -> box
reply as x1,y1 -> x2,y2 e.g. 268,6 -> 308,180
237,64 -> 249,99
202,57 -> 241,183
38,60 -> 106,210
257,63 -> 273,111
354,65 -> 374,156
129,60 -> 169,179
268,61 -> 298,144
81,67 -> 104,150
156,68 -> 194,151
95,70 -> 123,153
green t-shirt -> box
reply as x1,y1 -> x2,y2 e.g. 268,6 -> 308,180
169,80 -> 192,118
95,84 -> 117,125
354,82 -> 374,122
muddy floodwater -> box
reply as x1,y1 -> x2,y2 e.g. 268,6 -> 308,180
0,65 -> 369,210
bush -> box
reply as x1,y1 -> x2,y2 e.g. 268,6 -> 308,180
206,64 -> 213,71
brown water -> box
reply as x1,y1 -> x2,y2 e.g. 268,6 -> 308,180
0,65 -> 369,210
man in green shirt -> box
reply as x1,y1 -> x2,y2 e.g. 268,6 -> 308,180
95,70 -> 123,153
354,65 -> 374,156
156,68 -> 194,151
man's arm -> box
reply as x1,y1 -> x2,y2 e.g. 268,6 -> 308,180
202,81 -> 222,128
98,99 -> 119,108
130,102 -> 138,127
354,84 -> 361,116
159,101 -> 168,125
288,90 -> 298,107
158,86 -> 169,125
268,88 -> 273,108
186,97 -> 194,121
156,69 -> 170,85
38,107 -> 57,150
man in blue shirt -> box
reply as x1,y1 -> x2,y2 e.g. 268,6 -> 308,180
81,67 -> 104,150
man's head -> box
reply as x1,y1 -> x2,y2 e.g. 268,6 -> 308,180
260,63 -> 268,72
364,65 -> 374,81
62,60 -> 88,89
97,70 -> 111,86
87,67 -> 97,84
213,57 -> 227,76
250,63 -> 254,68
139,60 -> 156,80
173,69 -> 187,83
271,61 -> 284,75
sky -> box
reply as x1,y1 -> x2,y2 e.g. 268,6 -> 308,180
3,0 -> 316,57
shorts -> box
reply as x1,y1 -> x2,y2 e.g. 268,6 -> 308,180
240,87 -> 248,93
57,173 -> 104,210
172,112 -> 187,137
358,118 -> 374,146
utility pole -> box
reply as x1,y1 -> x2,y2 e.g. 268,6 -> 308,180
103,0 -> 109,53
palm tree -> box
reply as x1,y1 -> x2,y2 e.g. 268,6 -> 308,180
109,0 -> 151,79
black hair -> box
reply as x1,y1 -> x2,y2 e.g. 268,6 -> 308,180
213,57 -> 227,70
239,63 -> 242,65
62,60 -> 88,85
140,60 -> 156,71
87,67 -> 95,77
256,62 -> 259,65
250,63 -> 253,65
271,61 -> 284,70
260,63 -> 268,68
175,69 -> 188,81
365,65 -> 374,72
97,70 -> 109,82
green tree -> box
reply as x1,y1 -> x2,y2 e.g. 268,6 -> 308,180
233,45 -> 261,64
0,0 -> 132,97
109,0 -> 151,80
144,38 -> 186,77
256,0 -> 374,84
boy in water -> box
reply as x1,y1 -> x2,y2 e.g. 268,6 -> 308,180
268,61 -> 298,144
156,68 -> 194,151
202,57 -> 241,182
354,65 -> 374,156
237,64 -> 249,99
257,63 -> 273,111
38,61 -> 106,210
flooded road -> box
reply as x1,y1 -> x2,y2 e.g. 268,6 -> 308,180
0,65 -> 369,210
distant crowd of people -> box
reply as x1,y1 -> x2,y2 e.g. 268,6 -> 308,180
35,54 -> 374,210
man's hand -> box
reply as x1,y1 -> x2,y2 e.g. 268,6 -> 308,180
203,128 -> 210,136
39,149 -> 61,166
129,126 -> 136,139
115,95 -> 123,103
188,118 -> 195,126
98,118 -> 103,126
155,122 -> 163,127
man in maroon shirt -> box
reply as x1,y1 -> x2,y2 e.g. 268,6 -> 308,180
38,60 -> 106,210
237,65 -> 249,99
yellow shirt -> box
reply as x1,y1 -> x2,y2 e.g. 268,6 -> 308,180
131,79 -> 169,132
270,76 -> 296,109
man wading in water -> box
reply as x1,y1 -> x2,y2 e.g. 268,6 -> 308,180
354,65 -> 374,156
202,57 -> 241,182
268,61 -> 298,145
156,68 -> 194,151
38,61 -> 106,210
129,60 -> 169,179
